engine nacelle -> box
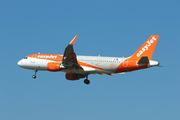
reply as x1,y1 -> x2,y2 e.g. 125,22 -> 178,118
66,73 -> 86,80
47,62 -> 61,71
66,73 -> 79,80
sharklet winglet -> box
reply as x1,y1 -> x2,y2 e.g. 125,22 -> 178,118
69,35 -> 78,45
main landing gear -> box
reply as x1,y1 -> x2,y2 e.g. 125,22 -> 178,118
72,73 -> 90,85
84,76 -> 90,85
84,79 -> 90,85
32,70 -> 38,79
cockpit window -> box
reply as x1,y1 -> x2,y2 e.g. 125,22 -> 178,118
24,57 -> 28,59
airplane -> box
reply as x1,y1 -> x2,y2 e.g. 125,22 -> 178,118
18,35 -> 160,84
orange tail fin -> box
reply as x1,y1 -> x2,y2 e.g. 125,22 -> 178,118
129,35 -> 159,61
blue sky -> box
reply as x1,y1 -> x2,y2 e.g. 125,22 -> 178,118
0,0 -> 180,120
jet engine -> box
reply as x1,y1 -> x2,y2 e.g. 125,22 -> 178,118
66,73 -> 85,80
47,62 -> 61,71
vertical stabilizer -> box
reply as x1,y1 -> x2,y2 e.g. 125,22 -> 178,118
129,35 -> 159,61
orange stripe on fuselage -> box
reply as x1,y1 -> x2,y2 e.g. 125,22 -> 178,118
27,54 -> 63,62
78,61 -> 106,71
27,54 -> 106,71
115,58 -> 148,73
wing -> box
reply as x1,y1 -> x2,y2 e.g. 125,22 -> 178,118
60,35 -> 81,71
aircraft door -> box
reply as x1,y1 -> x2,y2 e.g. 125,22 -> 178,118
123,59 -> 128,67
31,55 -> 35,63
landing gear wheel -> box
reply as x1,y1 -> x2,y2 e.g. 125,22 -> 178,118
32,75 -> 36,79
32,69 -> 38,79
84,79 -> 90,85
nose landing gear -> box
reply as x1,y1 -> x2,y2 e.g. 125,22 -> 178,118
32,75 -> 36,79
32,70 -> 38,79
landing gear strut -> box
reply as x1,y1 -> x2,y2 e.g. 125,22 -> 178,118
32,69 -> 38,79
84,75 -> 90,85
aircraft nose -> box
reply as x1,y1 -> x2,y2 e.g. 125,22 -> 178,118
17,60 -> 22,67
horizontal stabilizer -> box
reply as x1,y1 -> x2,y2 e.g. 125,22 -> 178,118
138,56 -> 149,64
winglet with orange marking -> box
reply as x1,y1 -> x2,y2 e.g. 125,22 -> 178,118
129,35 -> 159,61
69,35 -> 78,45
